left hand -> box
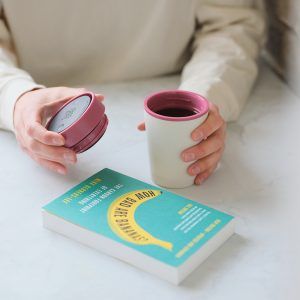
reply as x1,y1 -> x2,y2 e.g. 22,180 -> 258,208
137,102 -> 226,185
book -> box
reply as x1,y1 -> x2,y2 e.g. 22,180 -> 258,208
42,168 -> 235,284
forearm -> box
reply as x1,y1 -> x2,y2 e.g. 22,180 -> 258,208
0,76 -> 44,132
180,0 -> 266,122
0,14 -> 43,132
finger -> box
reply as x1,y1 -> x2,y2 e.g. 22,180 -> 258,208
26,138 -> 77,164
137,122 -> 146,131
26,121 -> 65,146
95,94 -> 104,102
194,164 -> 218,185
43,90 -> 104,120
191,103 -> 225,141
181,129 -> 225,162
51,87 -> 89,100
42,87 -> 89,118
187,148 -> 223,176
35,157 -> 67,175
23,148 -> 67,175
42,95 -> 79,119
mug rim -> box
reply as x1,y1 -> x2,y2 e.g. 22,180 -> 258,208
144,90 -> 209,122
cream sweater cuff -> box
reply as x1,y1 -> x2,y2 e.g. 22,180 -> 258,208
0,78 -> 44,132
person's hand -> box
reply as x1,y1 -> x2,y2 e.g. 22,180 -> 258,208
180,102 -> 226,185
137,102 -> 226,185
14,87 -> 103,175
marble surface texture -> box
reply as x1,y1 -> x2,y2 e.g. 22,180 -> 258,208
0,63 -> 299,300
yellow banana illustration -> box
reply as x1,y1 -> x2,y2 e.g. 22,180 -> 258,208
108,189 -> 173,251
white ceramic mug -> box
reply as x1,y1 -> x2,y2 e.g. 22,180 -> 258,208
144,90 -> 209,188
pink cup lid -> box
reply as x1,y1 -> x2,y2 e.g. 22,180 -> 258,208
46,92 -> 108,153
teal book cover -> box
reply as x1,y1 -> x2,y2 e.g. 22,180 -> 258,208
43,168 -> 234,267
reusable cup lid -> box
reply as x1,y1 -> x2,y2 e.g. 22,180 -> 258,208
46,92 -> 108,153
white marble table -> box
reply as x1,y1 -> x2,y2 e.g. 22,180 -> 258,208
0,63 -> 299,300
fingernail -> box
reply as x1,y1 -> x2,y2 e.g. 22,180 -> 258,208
64,153 -> 76,163
57,168 -> 66,175
191,166 -> 201,175
196,177 -> 205,185
53,137 -> 64,146
195,178 -> 202,185
182,152 -> 196,162
192,132 -> 203,141
96,94 -> 104,100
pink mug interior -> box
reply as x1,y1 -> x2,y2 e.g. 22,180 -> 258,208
144,90 -> 209,121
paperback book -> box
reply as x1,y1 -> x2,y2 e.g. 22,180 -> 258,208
43,168 -> 235,284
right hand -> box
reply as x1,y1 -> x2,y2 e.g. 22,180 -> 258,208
13,87 -> 104,175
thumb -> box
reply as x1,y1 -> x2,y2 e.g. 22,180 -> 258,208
137,122 -> 146,131
42,95 -> 76,121
27,114 -> 65,146
47,92 -> 104,117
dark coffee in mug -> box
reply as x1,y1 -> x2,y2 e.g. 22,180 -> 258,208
155,107 -> 198,117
